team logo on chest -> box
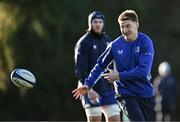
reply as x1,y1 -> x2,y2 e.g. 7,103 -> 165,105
118,50 -> 124,55
135,46 -> 140,53
93,45 -> 97,50
106,42 -> 109,46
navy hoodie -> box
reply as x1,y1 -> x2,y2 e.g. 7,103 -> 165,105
74,31 -> 115,97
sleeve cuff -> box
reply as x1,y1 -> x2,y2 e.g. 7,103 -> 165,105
84,79 -> 92,90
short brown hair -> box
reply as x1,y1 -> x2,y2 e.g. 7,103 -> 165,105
118,10 -> 139,23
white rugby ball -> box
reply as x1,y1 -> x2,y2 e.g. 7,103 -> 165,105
10,68 -> 36,89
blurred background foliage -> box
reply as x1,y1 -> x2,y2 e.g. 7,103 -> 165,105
0,0 -> 180,120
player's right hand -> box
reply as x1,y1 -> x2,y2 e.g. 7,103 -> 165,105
72,85 -> 89,100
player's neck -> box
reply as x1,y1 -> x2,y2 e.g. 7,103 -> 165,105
91,30 -> 104,37
127,32 -> 138,42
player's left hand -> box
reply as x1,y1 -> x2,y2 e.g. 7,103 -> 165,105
102,68 -> 119,83
88,89 -> 100,104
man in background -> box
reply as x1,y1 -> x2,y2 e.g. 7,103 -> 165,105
74,11 -> 120,122
154,61 -> 176,121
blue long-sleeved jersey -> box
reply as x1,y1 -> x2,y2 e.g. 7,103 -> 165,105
74,31 -> 115,97
84,32 -> 155,98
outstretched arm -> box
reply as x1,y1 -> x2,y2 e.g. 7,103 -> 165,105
72,43 -> 114,100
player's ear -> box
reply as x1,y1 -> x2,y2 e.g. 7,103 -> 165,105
136,22 -> 139,29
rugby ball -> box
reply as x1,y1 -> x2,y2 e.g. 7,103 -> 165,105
10,68 -> 36,89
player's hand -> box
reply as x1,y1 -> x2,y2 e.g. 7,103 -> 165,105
72,85 -> 89,100
102,68 -> 119,83
88,89 -> 100,104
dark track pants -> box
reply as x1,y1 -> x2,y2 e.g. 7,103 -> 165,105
117,96 -> 156,121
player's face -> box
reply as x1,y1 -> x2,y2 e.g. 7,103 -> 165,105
119,20 -> 139,41
91,18 -> 104,34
